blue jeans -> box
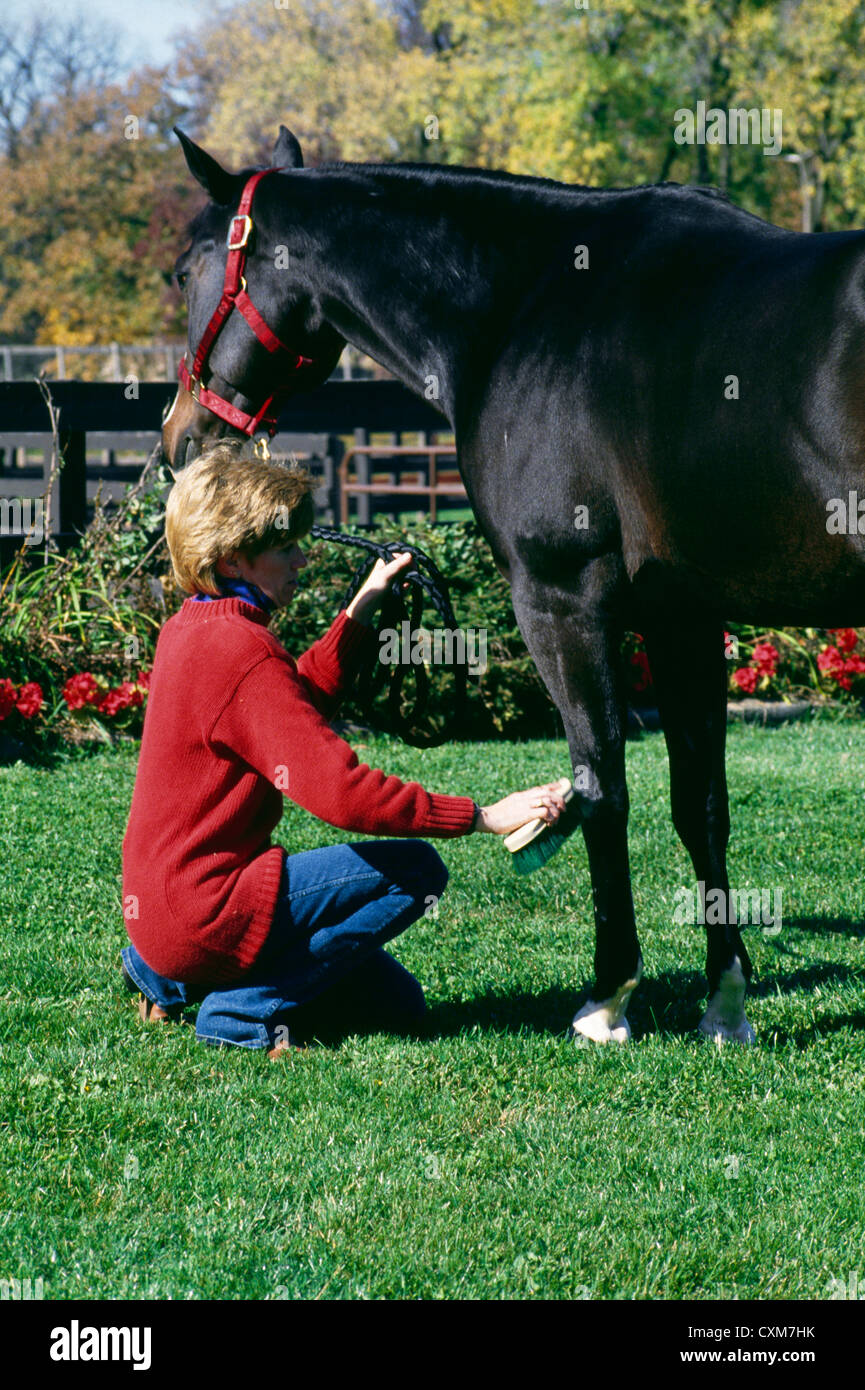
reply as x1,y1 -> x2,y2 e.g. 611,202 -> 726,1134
121,840 -> 448,1050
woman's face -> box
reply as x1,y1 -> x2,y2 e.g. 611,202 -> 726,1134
217,541 -> 308,608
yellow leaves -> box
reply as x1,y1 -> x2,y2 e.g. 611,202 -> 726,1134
179,0 -> 411,169
5,0 -> 865,352
0,71 -> 197,343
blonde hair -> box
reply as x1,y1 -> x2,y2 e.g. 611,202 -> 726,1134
165,439 -> 316,595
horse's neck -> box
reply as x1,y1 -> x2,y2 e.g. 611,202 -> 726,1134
285,167 -> 552,424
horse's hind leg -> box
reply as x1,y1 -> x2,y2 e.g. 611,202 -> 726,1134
510,560 -> 643,1042
642,619 -> 755,1043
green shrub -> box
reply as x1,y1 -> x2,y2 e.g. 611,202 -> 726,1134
3,471 -> 865,754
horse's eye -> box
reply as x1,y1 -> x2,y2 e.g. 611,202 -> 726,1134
176,272 -> 189,292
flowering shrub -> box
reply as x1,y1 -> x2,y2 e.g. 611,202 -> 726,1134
730,636 -> 780,695
0,677 -> 44,725
62,670 -> 150,724
620,634 -> 653,702
730,627 -> 865,701
622,627 -> 865,706
4,478 -> 865,754
0,442 -> 171,752
0,669 -> 150,746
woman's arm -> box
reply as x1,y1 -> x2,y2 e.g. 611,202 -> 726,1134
294,610 -> 376,718
293,551 -> 412,716
211,655 -> 568,841
210,655 -> 476,838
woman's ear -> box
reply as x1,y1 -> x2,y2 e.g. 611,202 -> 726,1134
215,552 -> 240,577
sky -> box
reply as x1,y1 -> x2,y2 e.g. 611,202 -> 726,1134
3,0 -> 209,72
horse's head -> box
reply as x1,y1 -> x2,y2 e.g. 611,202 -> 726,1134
162,126 -> 346,470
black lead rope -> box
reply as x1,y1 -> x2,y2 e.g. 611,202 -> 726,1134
309,525 -> 469,748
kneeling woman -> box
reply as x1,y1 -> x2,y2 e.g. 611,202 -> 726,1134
121,441 -> 566,1057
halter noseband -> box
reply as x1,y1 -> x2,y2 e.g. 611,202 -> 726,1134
179,168 -> 316,438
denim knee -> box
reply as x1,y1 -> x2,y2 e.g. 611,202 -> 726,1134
194,993 -> 271,1050
403,840 -> 449,904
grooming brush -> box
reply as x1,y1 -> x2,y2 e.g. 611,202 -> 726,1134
503,775 -> 581,875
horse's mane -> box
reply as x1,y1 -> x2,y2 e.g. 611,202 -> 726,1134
312,159 -> 732,206
181,155 -> 736,239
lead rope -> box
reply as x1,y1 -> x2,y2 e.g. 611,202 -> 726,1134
308,524 -> 469,748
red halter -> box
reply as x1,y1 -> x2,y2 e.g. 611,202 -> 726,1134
178,169 -> 316,437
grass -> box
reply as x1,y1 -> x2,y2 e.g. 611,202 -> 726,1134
1,719 -> 865,1300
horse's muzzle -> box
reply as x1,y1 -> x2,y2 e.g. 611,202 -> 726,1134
161,381 -> 242,471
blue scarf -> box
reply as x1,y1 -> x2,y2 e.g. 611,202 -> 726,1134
192,574 -> 276,614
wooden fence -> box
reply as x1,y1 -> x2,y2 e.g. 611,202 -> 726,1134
0,381 -> 466,559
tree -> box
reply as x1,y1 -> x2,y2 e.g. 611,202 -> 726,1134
0,73 -> 198,344
175,0 -> 430,167
0,10 -> 121,161
733,0 -> 865,231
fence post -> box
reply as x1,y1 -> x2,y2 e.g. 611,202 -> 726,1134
53,428 -> 87,543
326,435 -> 343,524
354,427 -> 370,525
418,431 -> 429,521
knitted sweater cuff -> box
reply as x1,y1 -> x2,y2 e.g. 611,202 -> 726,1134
423,794 -> 478,837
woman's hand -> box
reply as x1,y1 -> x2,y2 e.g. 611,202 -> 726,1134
345,551 -> 413,626
474,782 -> 570,835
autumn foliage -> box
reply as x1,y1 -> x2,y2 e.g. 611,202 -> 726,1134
3,2 -> 865,348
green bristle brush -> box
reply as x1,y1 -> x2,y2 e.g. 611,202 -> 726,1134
504,776 -> 581,875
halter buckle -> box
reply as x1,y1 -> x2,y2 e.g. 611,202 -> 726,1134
253,435 -> 271,461
226,215 -> 253,250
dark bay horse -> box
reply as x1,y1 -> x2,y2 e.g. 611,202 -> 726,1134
162,125 -> 865,1046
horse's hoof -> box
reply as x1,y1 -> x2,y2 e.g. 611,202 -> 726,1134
698,958 -> 755,1044
572,1003 -> 632,1044
697,1015 -> 756,1045
570,969 -> 642,1045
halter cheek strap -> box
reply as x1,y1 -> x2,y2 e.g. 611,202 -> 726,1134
179,168 -> 317,437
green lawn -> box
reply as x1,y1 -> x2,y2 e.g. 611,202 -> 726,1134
1,720 -> 864,1300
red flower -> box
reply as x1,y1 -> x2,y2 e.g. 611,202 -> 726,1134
0,678 -> 17,722
97,690 -> 121,717
843,654 -> 865,676
136,670 -> 151,692
733,667 -> 759,695
62,672 -> 101,710
752,642 -> 779,678
15,682 -> 43,719
98,682 -> 144,717
829,627 -> 858,653
817,646 -> 844,676
630,650 -> 652,693
818,646 -> 852,690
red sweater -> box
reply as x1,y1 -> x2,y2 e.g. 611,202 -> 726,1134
122,598 -> 476,984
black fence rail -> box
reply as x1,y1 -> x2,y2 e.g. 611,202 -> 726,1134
0,381 -> 464,560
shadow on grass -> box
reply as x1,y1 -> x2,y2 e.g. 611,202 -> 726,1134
418,959 -> 865,1048
767,1010 -> 865,1047
0,733 -> 137,770
783,914 -> 865,940
114,955 -> 864,1052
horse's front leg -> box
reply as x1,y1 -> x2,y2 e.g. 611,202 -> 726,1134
510,560 -> 643,1042
643,619 -> 755,1043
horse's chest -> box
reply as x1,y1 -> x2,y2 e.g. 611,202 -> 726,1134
460,421 -> 625,578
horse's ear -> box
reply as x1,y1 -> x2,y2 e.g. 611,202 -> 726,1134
173,127 -> 239,205
272,125 -> 304,170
